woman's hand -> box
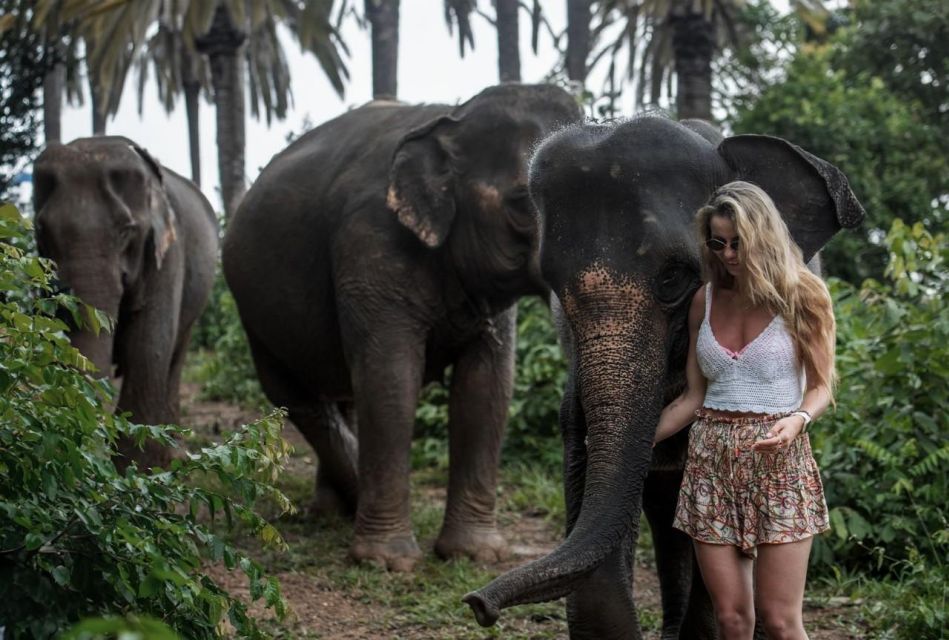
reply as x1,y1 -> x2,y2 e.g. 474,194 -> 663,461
751,415 -> 807,452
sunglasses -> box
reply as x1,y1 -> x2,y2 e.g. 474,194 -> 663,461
705,237 -> 740,252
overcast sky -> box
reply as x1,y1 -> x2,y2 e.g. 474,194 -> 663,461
55,4 -> 573,211
52,1 -> 797,212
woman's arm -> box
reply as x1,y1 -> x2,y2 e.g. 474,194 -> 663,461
653,286 -> 707,445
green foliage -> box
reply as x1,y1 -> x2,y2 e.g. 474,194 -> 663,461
833,0 -> 949,138
414,296 -> 566,470
506,297 -> 568,467
0,204 -> 291,638
0,0 -> 50,198
187,273 -> 267,409
812,220 -> 947,581
728,2 -> 948,283
62,615 -> 179,640
853,549 -> 947,639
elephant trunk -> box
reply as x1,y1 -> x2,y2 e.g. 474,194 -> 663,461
465,273 -> 667,626
58,261 -> 121,378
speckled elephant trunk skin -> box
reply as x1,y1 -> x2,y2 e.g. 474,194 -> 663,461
465,270 -> 666,636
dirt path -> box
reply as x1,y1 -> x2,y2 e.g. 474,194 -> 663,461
181,382 -> 865,639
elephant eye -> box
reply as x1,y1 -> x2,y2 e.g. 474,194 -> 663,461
505,187 -> 532,217
655,262 -> 699,306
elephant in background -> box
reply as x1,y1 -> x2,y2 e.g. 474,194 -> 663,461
223,84 -> 581,571
33,137 -> 218,468
464,116 -> 865,638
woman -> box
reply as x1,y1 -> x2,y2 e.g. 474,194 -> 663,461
653,181 -> 834,640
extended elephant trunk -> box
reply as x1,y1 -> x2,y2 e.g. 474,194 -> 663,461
465,277 -> 667,626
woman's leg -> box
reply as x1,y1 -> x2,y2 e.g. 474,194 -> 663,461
755,537 -> 812,640
693,541 -> 755,640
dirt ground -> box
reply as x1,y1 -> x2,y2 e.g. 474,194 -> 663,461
181,382 -> 866,639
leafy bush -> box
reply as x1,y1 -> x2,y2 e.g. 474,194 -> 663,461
813,219 -> 947,577
413,296 -> 566,470
727,1 -> 948,284
0,203 -> 291,638
506,296 -> 568,467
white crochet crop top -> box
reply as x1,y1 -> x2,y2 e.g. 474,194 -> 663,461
697,284 -> 804,413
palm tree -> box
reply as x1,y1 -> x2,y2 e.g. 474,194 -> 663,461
196,3 -> 246,216
586,0 -> 834,120
495,0 -> 519,82
33,3 -> 94,143
443,0 -> 551,84
567,0 -> 593,84
365,0 -> 399,99
36,0 -> 349,217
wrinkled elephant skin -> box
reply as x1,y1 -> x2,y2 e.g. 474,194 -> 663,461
222,85 -> 581,571
33,137 -> 218,469
464,116 -> 865,638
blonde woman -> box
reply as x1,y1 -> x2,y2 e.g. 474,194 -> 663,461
653,181 -> 834,640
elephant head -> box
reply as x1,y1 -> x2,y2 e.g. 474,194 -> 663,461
386,84 -> 582,304
32,137 -> 178,376
463,116 -> 864,631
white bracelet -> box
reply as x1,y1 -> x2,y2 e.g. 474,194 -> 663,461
790,410 -> 812,431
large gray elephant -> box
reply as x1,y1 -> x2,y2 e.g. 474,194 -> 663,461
464,116 -> 865,638
33,137 -> 218,468
222,84 -> 581,571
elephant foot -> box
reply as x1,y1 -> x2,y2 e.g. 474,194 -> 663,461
350,531 -> 422,572
434,524 -> 510,564
308,483 -> 355,519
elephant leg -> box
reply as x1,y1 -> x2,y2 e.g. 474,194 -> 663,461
244,331 -> 358,515
643,469 -> 716,640
166,323 -> 194,424
566,542 -> 641,640
347,326 -> 426,572
288,405 -> 359,517
561,372 -> 587,533
434,308 -> 516,563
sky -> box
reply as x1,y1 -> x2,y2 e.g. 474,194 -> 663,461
53,3 -> 572,212
48,1 -> 797,213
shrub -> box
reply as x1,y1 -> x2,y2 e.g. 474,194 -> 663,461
0,203 -> 291,638
813,219 -> 947,575
413,296 -> 566,470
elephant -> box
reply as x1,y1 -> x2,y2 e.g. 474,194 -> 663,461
222,84 -> 582,571
463,116 -> 865,638
32,136 -> 219,468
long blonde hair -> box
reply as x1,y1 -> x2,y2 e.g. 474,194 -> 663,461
696,181 -> 837,394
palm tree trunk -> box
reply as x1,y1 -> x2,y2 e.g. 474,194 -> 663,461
43,62 -> 64,144
197,3 -> 246,218
566,0 -> 592,85
365,0 -> 399,99
670,9 -> 714,121
181,50 -> 202,187
88,65 -> 107,135
496,0 -> 520,82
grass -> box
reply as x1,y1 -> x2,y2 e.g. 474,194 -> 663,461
221,460 -> 570,639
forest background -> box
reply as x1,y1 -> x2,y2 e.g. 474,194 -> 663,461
0,0 -> 945,638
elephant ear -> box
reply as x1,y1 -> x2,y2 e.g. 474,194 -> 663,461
386,115 -> 460,248
718,134 -> 865,261
130,143 -> 178,270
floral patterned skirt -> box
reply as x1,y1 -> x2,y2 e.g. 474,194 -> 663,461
672,410 -> 830,557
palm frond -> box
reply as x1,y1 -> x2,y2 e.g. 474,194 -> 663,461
444,0 -> 477,57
